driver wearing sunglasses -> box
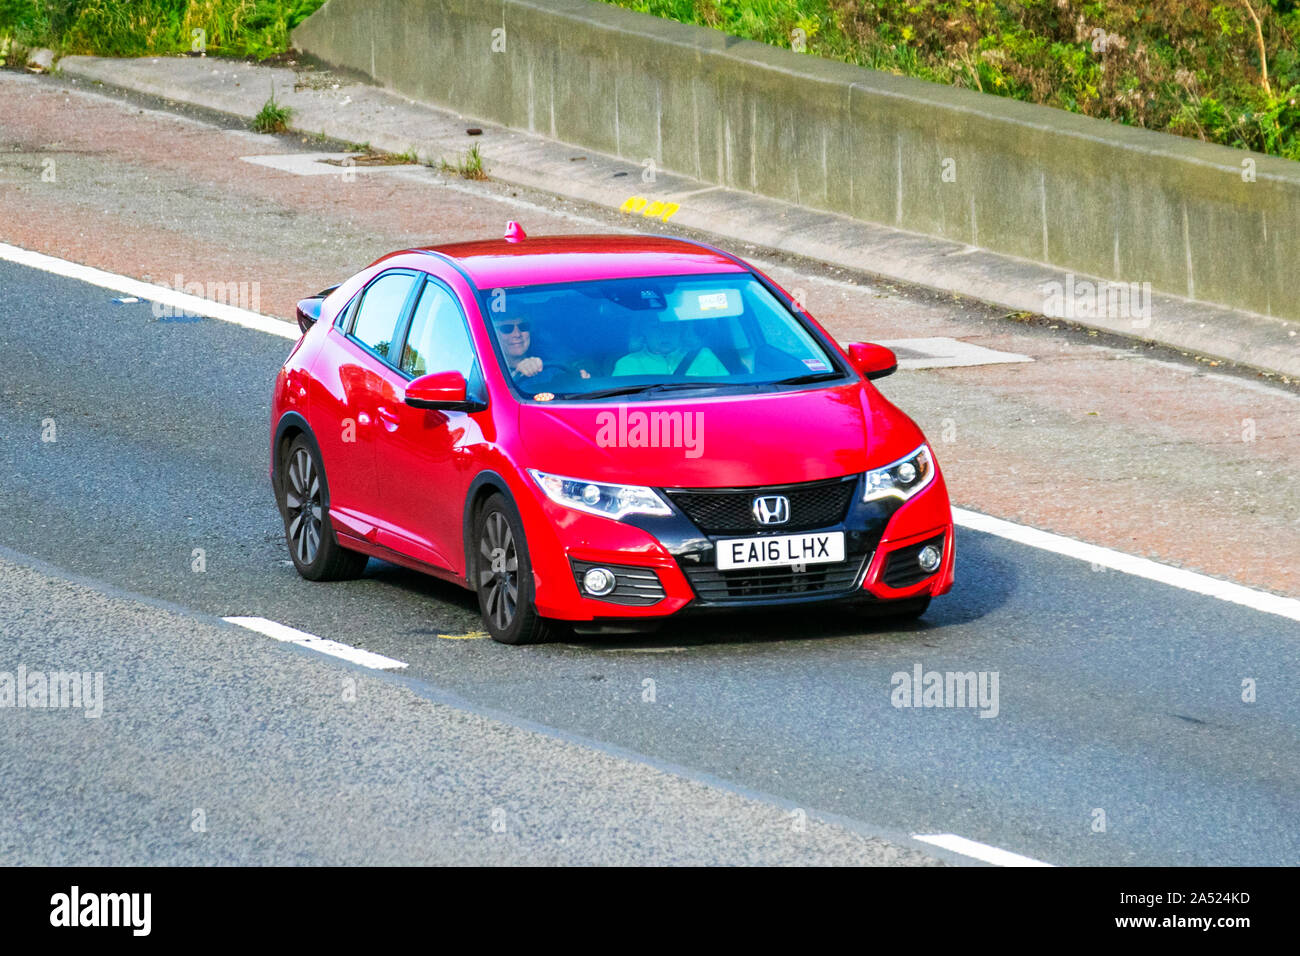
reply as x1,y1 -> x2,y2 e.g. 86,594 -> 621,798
493,316 -> 589,384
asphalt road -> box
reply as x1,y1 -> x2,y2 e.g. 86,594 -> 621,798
0,550 -> 944,865
1,260 -> 1297,865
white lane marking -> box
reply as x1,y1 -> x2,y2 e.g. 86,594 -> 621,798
0,242 -> 298,340
913,833 -> 1053,867
223,616 -> 409,671
953,507 -> 1300,623
5,243 -> 1296,621
877,336 -> 1033,369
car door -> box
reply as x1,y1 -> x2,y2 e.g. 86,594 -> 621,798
370,275 -> 488,574
311,269 -> 420,540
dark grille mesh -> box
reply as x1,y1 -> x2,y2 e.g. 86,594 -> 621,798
664,476 -> 858,534
680,550 -> 870,604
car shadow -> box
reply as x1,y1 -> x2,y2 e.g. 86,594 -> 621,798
362,559 -> 481,612
924,526 -> 1018,626
358,526 -> 1017,648
575,528 -> 1018,650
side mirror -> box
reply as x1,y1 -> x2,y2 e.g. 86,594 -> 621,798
295,296 -> 323,334
295,285 -> 340,334
846,342 -> 898,380
404,370 -> 486,412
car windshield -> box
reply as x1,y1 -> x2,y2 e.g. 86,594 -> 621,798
480,273 -> 843,401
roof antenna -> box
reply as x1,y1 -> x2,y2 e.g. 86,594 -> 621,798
503,221 -> 527,242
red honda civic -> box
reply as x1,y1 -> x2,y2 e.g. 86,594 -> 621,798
271,225 -> 955,643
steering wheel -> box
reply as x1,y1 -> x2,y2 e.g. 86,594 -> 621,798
516,361 -> 586,391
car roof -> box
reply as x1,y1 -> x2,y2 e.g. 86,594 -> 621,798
410,233 -> 748,289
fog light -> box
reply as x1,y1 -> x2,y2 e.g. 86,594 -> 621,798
583,567 -> 617,596
917,544 -> 942,573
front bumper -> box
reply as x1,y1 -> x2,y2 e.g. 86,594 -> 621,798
523,472 -> 954,622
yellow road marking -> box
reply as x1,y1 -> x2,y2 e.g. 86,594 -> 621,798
619,196 -> 680,222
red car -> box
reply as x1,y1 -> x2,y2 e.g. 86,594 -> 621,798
271,225 -> 954,644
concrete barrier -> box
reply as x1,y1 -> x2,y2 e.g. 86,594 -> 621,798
294,0 -> 1298,323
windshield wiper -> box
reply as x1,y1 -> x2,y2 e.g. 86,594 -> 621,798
555,383 -> 658,400
643,381 -> 738,393
769,371 -> 842,387
557,381 -> 738,400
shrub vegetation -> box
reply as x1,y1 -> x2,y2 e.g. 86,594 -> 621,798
0,0 -> 325,60
604,0 -> 1300,159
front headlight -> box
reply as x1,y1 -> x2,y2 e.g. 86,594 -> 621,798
528,470 -> 673,520
863,443 -> 935,502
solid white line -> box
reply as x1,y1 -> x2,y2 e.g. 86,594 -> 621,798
0,241 -> 298,340
5,242 -> 1296,623
913,833 -> 1053,867
223,616 -> 409,671
953,507 -> 1300,623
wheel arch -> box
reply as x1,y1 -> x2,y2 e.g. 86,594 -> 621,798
272,413 -> 331,512
462,470 -> 516,586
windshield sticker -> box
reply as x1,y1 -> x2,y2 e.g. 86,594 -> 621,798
675,289 -> 741,319
533,392 -> 555,402
802,359 -> 829,371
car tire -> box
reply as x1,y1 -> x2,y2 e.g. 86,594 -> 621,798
279,435 -> 368,581
473,492 -> 560,645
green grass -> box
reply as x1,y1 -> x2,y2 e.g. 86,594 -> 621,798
0,1 -> 327,60
251,89 -> 292,133
439,144 -> 487,180
601,0 -> 1300,160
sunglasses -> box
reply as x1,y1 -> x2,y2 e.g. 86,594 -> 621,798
495,321 -> 531,334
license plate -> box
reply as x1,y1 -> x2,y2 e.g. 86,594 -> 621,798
715,531 -> 845,570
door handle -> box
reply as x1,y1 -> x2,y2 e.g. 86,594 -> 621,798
376,405 -> 401,431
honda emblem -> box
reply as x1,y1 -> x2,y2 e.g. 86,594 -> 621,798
752,495 -> 790,525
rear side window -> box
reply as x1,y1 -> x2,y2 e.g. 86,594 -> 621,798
351,272 -> 416,361
334,292 -> 357,329
400,279 -> 478,379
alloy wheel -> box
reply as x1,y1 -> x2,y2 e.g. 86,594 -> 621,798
284,446 -> 322,565
477,510 -> 518,632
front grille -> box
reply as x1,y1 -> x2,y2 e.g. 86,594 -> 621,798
664,475 -> 858,534
882,534 -> 945,589
680,549 -> 871,604
571,561 -> 667,606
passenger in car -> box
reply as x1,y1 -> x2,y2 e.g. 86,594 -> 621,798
612,316 -> 728,377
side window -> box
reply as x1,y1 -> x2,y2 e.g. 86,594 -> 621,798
350,272 -> 416,361
400,279 -> 478,380
334,292 -> 358,329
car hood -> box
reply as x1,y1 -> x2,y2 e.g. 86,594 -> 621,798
518,382 -> 924,488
